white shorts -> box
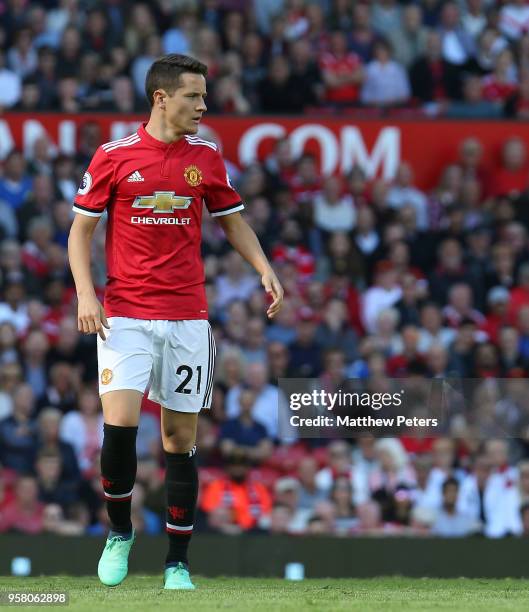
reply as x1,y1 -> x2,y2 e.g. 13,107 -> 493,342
97,317 -> 216,413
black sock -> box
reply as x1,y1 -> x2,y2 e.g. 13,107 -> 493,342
101,423 -> 138,534
165,446 -> 198,566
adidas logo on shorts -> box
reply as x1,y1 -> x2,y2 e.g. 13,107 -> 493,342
127,171 -> 145,182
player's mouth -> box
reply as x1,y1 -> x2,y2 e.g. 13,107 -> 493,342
192,117 -> 201,124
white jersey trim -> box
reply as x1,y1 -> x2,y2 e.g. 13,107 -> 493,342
184,136 -> 217,151
102,134 -> 141,152
72,205 -> 104,218
210,203 -> 245,217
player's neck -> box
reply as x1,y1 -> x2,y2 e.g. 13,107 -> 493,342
144,117 -> 184,145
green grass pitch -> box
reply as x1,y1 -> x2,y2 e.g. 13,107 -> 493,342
1,576 -> 529,611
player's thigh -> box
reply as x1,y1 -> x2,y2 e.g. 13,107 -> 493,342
101,389 -> 143,427
97,316 -> 153,426
149,319 -> 216,414
160,408 -> 198,453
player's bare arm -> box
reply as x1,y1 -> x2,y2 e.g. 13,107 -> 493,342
68,213 -> 110,340
216,212 -> 284,319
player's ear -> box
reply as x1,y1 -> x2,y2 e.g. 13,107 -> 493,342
153,89 -> 167,110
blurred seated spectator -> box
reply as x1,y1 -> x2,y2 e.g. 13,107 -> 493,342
22,330 -> 49,398
417,302 -> 456,352
410,31 -> 457,103
42,502 -> 85,535
360,39 -> 410,107
59,385 -> 103,474
265,298 -> 298,346
225,361 -> 280,439
296,456 -> 327,511
368,438 -> 416,521
432,476 -> 480,537
130,483 -> 162,535
35,448 -> 79,509
201,450 -> 272,532
331,475 -> 358,535
0,475 -> 44,534
315,440 -> 353,494
313,176 -> 356,235
429,240 -> 476,306
505,71 -> 529,119
315,301 -> 358,363
458,450 -> 521,537
445,74 -> 501,118
482,49 -> 518,103
319,30 -> 363,106
257,55 -> 313,113
288,307 -> 322,378
443,283 -> 485,328
271,219 -> 315,282
438,1 -> 477,73
387,163 -> 429,230
0,150 -> 33,212
489,137 -> 528,198
219,387 -> 273,463
289,38 -> 323,105
509,263 -> 529,322
499,0 -> 529,41
0,383 -> 36,473
38,361 -> 78,414
215,251 -> 259,310
0,50 -> 21,108
388,4 -> 428,69
362,261 -> 402,335
36,407 -> 80,484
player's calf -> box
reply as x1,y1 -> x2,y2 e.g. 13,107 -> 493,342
164,446 -> 198,582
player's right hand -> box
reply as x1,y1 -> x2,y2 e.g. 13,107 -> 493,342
77,294 -> 110,340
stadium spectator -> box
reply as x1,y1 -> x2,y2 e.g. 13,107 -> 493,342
201,450 -> 272,532
0,50 -> 21,108
319,30 -> 363,106
362,261 -> 402,335
431,477 -> 480,537
0,383 -> 37,473
360,39 -> 410,107
388,4 -> 428,69
0,475 -> 44,534
219,387 -> 272,462
59,385 -> 103,474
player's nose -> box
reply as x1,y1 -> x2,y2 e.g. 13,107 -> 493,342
197,99 -> 207,112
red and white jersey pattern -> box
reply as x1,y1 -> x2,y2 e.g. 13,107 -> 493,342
73,124 -> 244,320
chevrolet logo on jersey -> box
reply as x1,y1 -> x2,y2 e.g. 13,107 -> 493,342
132,192 -> 193,213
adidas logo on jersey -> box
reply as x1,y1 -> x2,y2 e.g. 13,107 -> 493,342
127,171 -> 144,182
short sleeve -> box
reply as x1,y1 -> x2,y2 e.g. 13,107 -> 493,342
204,151 -> 244,218
72,146 -> 115,217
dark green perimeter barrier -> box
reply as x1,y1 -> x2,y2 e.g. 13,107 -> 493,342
1,535 -> 528,578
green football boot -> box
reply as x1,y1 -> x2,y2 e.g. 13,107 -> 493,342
97,530 -> 135,586
163,563 -> 196,590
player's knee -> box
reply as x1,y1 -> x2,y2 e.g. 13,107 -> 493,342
163,430 -> 196,454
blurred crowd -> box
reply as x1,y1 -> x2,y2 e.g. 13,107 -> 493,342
2,119 -> 529,537
3,0 -> 529,539
4,0 -> 529,117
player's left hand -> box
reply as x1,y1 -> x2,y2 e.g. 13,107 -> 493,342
262,270 -> 284,319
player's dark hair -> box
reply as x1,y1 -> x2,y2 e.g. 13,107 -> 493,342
145,54 -> 208,108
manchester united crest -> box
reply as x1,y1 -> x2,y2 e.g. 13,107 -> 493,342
184,165 -> 202,187
101,368 -> 113,385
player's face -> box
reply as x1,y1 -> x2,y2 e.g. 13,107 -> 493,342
165,72 -> 207,135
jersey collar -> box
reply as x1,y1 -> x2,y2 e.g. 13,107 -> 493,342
138,123 -> 186,151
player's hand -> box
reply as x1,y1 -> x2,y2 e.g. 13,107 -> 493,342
262,270 -> 284,319
77,293 -> 110,340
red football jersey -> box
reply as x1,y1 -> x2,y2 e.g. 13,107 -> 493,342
73,124 -> 244,320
